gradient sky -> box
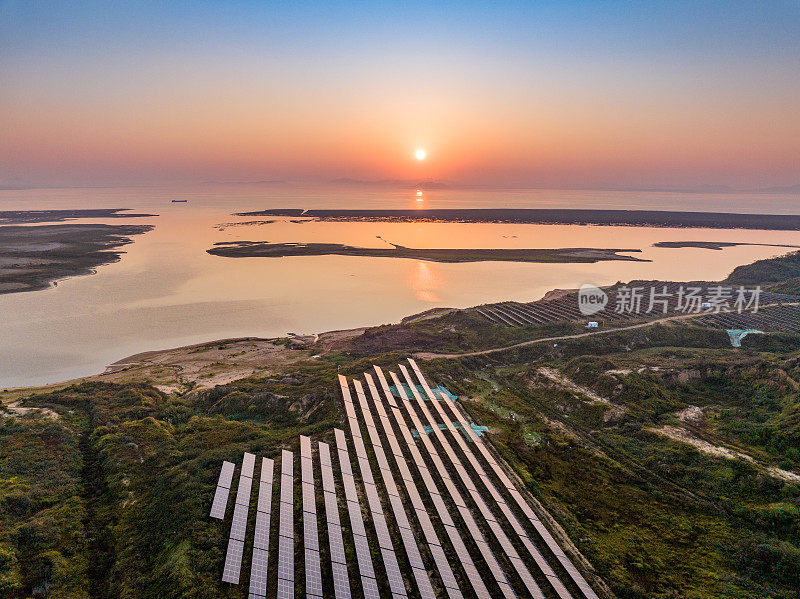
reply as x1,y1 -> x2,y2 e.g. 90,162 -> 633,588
1,1 -> 799,189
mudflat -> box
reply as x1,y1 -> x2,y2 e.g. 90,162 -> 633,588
236,208 -> 800,230
207,241 -> 646,263
0,223 -> 154,294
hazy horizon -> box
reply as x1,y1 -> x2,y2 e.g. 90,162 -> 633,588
2,1 -> 799,191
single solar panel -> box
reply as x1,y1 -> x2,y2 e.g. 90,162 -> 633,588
371,512 -> 393,550
331,561 -> 352,599
345,500 -> 366,538
281,450 -> 293,476
301,457 -> 313,484
242,452 -> 256,477
276,576 -> 294,599
235,473 -> 253,506
352,435 -> 368,460
337,450 -> 353,477
381,470 -> 400,497
260,457 -> 274,482
383,553 -> 406,596
221,538 -> 245,584
361,576 -> 380,599
305,551 -> 323,596
219,461 -> 236,487
327,520 -> 347,564
257,480 -> 273,514
248,547 -> 269,597
321,466 -> 335,494
374,448 -> 391,471
358,457 -> 374,485
230,501 -> 249,541
210,485 -> 232,519
352,534 -> 375,579
304,513 -> 320,551
323,492 -> 340,525
277,534 -> 294,581
398,526 -> 425,569
302,482 -> 316,514
280,473 -> 293,506
253,509 -> 271,550
341,475 -> 358,504
319,441 -> 332,466
363,482 -> 381,513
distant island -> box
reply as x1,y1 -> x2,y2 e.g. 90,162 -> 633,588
207,241 -> 646,263
235,208 -> 800,230
654,241 -> 800,250
0,208 -> 156,225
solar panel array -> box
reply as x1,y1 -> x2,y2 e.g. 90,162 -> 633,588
249,457 -> 274,599
408,359 -> 601,599
334,428 -> 381,599
343,375 -> 437,599
318,441 -> 352,599
468,283 -> 795,328
299,436 -> 323,599
277,450 -> 294,599
222,452 -> 256,584
208,360 -> 601,599
694,302 -> 800,333
210,460 -> 236,519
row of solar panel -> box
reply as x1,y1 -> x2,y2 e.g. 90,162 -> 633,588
249,457 -> 274,598
221,452 -> 256,584
277,450 -> 294,599
300,436 -> 323,599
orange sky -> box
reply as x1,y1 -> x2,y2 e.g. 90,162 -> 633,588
2,2 -> 798,189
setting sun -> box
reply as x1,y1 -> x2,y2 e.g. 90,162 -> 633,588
415,148 -> 426,161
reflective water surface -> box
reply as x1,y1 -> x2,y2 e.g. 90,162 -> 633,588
1,184 -> 798,387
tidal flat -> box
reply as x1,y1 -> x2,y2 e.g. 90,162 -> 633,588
0,223 -> 154,293
207,241 -> 646,263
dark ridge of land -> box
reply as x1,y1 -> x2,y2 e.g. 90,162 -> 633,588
654,241 -> 800,250
206,241 -> 646,263
0,223 -> 154,294
213,219 -> 276,231
0,208 -> 157,224
235,208 -> 800,230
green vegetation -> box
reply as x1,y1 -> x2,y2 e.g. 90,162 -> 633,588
423,329 -> 800,598
1,372 -> 339,599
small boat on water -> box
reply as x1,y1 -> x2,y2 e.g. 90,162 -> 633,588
171,199 -> 188,203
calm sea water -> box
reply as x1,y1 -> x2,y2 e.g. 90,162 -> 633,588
1,183 -> 799,387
